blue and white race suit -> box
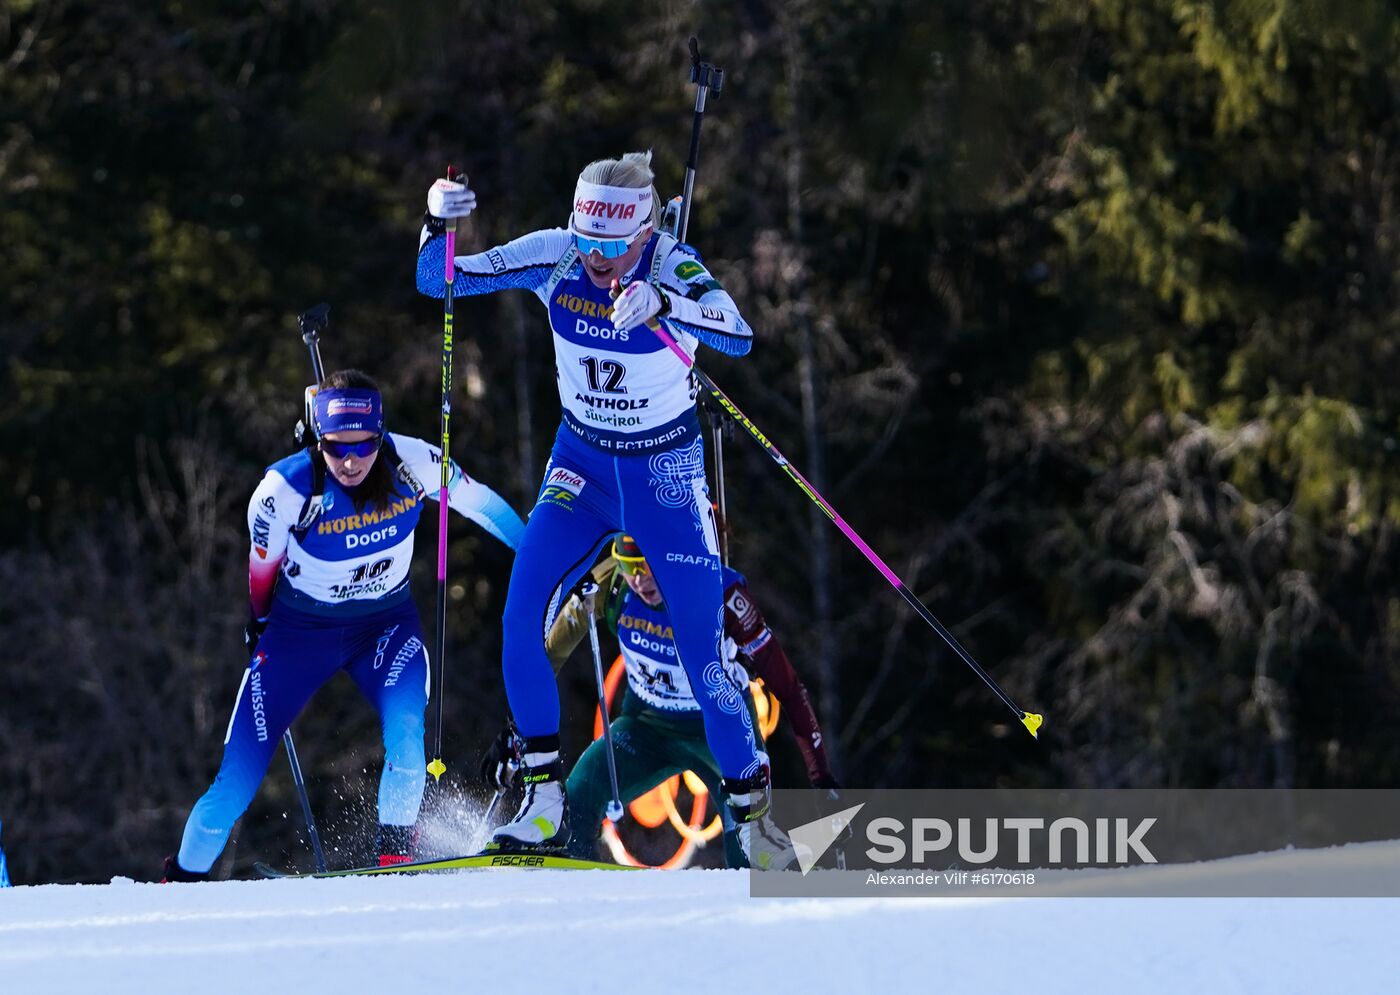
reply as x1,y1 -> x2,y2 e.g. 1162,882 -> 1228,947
177,434 -> 524,873
417,226 -> 763,780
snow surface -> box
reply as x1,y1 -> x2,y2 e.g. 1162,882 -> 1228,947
0,857 -> 1394,995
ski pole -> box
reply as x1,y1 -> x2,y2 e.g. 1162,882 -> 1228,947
427,165 -> 460,785
278,302 -> 333,873
472,788 -> 506,849
673,38 -> 731,560
646,316 -> 1042,738
678,36 -> 724,244
298,303 -> 329,382
668,40 -> 1034,733
282,730 -> 328,872
582,580 -> 626,822
707,402 -> 731,566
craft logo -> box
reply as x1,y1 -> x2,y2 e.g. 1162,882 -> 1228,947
665,552 -> 717,568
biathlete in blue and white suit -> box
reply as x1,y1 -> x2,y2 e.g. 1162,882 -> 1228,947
416,151 -> 771,856
163,370 -> 525,881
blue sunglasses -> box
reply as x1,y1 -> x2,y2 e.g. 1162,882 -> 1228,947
573,227 -> 648,259
320,435 -> 383,459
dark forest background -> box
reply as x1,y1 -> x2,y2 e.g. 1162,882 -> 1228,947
3,0 -> 1399,884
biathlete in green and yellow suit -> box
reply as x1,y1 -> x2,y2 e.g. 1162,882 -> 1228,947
545,537 -> 839,867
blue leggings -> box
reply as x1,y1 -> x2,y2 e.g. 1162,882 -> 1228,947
178,597 -> 429,873
502,425 -> 762,781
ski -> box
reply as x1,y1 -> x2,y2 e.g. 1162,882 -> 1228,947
255,851 -> 638,879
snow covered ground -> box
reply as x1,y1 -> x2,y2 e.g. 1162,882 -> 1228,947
0,857 -> 1394,995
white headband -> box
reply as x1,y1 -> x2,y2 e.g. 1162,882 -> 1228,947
570,178 -> 653,239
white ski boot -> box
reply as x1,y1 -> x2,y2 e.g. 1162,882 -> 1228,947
724,768 -> 805,870
488,738 -> 570,852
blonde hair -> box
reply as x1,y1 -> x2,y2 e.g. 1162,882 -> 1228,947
578,151 -> 661,229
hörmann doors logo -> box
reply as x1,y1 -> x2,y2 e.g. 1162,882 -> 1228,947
749,789 -> 1400,898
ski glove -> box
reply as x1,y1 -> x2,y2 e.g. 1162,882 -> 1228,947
479,721 -> 524,790
610,280 -> 671,332
427,176 -> 477,220
244,615 -> 269,656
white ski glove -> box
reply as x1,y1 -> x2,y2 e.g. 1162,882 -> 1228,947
427,176 -> 477,220
610,280 -> 671,332
721,635 -> 748,684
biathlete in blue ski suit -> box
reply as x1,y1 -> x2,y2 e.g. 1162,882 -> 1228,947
164,371 -> 524,881
417,151 -> 770,856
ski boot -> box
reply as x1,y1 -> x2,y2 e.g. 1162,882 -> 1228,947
723,768 -> 803,871
487,735 -> 569,852
160,855 -> 209,883
375,823 -> 418,868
